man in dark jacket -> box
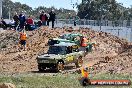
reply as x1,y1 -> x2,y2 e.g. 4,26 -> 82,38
47,10 -> 56,28
13,12 -> 19,29
19,12 -> 26,29
1,17 -> 7,29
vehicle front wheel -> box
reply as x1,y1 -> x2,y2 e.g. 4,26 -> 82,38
56,61 -> 64,72
38,67 -> 43,72
38,64 -> 46,72
75,56 -> 83,68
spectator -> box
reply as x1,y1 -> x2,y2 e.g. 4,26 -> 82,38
13,12 -> 19,29
1,17 -> 7,29
26,15 -> 34,25
19,12 -> 26,30
39,11 -> 48,26
46,13 -> 50,20
47,10 -> 56,28
26,15 -> 36,31
19,29 -> 27,51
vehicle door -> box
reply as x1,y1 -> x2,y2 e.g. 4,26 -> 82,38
65,46 -> 74,64
65,45 -> 79,64
74,35 -> 82,45
71,45 -> 80,61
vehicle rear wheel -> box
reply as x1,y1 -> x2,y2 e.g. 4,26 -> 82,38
75,56 -> 83,68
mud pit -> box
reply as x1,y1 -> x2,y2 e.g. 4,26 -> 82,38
0,26 -> 130,75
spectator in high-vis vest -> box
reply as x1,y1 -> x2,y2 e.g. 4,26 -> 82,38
79,67 -> 91,86
79,36 -> 88,52
19,29 -> 27,51
81,37 -> 88,47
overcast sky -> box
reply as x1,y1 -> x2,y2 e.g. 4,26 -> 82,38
10,0 -> 132,10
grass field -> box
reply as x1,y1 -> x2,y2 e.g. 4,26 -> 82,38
0,73 -> 131,88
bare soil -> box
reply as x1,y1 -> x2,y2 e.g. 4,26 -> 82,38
0,26 -> 130,75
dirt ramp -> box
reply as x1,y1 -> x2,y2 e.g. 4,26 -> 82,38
0,27 -> 129,74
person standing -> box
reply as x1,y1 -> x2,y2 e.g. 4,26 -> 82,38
13,12 -> 19,30
1,17 -> 7,29
39,11 -> 48,26
19,12 -> 26,30
47,10 -> 56,28
19,29 -> 27,51
79,66 -> 91,86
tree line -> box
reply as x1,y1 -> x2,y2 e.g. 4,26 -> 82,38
77,0 -> 132,21
2,0 -> 132,21
2,0 -> 76,19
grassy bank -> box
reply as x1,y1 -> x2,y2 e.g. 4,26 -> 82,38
0,73 -> 131,88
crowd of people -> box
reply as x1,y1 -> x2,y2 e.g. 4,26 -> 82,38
0,10 -> 56,51
0,9 -> 56,31
39,9 -> 56,28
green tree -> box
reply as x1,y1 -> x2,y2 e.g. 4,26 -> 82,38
77,0 -> 131,21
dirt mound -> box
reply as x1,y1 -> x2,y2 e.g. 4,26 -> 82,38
90,47 -> 132,75
0,27 -> 69,73
0,26 -> 129,74
0,83 -> 16,88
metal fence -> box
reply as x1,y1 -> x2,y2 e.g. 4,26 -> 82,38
2,19 -> 132,42
56,19 -> 132,28
54,19 -> 132,42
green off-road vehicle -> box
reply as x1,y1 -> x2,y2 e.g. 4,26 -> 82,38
36,42 -> 85,72
48,33 -> 94,52
48,33 -> 82,46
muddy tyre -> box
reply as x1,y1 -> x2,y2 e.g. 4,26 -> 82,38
56,61 -> 64,72
75,56 -> 83,68
38,66 -> 43,72
38,64 -> 46,72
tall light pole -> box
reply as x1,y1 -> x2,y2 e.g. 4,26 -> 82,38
68,13 -> 71,24
119,3 -> 123,27
99,5 -> 103,30
7,7 -> 11,20
71,0 -> 78,26
0,0 -> 3,18
9,8 -> 11,20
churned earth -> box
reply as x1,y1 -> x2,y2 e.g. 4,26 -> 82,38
0,26 -> 130,75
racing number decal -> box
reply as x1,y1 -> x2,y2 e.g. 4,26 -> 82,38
67,56 -> 73,61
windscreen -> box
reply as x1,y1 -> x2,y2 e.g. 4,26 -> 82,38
47,46 -> 66,55
59,34 -> 70,39
48,39 -> 58,45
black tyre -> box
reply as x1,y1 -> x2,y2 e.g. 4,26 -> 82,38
56,61 -> 64,72
75,56 -> 83,68
38,67 -> 43,72
38,64 -> 46,72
